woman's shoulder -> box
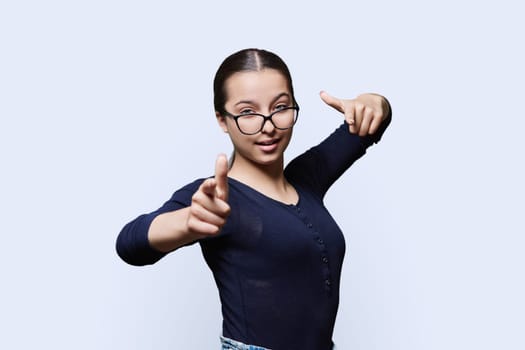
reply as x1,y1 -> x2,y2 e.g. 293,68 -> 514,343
162,178 -> 208,208
174,178 -> 206,194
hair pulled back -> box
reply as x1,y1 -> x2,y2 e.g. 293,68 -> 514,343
213,48 -> 296,115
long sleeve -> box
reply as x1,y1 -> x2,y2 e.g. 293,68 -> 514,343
115,181 -> 201,266
116,213 -> 167,266
285,106 -> 391,199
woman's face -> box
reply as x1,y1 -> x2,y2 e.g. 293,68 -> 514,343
217,69 -> 294,168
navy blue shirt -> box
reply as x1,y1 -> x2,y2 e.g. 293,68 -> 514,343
117,117 -> 390,350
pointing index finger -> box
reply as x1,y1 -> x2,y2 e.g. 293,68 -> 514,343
320,91 -> 345,114
320,91 -> 355,126
214,154 -> 229,201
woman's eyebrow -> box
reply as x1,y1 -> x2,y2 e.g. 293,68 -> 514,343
234,99 -> 255,107
271,92 -> 291,104
234,92 -> 290,107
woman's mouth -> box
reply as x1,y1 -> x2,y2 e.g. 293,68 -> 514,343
255,139 -> 280,152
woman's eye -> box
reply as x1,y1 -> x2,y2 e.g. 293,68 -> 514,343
275,104 -> 288,111
240,109 -> 255,115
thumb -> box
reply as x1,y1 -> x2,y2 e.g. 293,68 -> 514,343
320,90 -> 345,114
214,153 -> 229,201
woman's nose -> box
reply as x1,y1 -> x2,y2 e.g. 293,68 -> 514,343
261,117 -> 276,134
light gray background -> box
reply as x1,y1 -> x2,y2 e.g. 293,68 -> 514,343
1,1 -> 523,349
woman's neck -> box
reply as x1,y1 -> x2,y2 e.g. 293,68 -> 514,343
228,154 -> 298,205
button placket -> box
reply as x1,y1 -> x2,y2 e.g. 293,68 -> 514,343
295,207 -> 332,292
289,204 -> 334,292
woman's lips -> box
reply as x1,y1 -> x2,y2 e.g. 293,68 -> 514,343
255,138 -> 280,152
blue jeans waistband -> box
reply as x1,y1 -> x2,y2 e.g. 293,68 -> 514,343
220,335 -> 337,350
220,335 -> 270,350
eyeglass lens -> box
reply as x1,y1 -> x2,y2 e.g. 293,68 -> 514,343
237,108 -> 297,134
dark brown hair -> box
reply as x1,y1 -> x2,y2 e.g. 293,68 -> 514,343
213,48 -> 296,115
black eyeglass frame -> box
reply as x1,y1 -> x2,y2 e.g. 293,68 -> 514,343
222,106 -> 300,135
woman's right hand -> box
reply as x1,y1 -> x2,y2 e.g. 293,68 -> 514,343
147,154 -> 231,253
186,154 -> 231,237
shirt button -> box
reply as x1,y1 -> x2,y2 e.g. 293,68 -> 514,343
296,207 -> 301,212
325,279 -> 331,286
307,223 -> 313,228
322,257 -> 329,263
317,238 -> 324,244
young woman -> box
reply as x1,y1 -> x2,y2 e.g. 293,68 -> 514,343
116,48 -> 391,350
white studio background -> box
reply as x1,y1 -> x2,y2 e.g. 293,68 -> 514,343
1,1 -> 523,349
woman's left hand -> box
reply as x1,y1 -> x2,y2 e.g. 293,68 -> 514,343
320,91 -> 390,136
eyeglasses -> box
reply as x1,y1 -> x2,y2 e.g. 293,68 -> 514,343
223,106 -> 299,135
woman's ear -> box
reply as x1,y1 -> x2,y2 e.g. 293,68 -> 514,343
216,111 -> 229,133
